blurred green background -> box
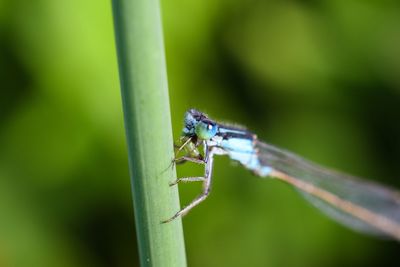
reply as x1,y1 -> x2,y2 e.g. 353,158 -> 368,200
1,0 -> 400,266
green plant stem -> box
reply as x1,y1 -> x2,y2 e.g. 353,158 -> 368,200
112,0 -> 187,266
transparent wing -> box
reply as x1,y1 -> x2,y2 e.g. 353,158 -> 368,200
256,141 -> 400,240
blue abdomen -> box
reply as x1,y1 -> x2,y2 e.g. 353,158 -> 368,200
220,136 -> 272,176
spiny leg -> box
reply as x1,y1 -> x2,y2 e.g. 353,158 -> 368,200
173,156 -> 205,165
169,176 -> 206,186
166,146 -> 203,172
168,155 -> 206,183
174,136 -> 193,155
171,137 -> 203,170
162,147 -> 216,224
161,185 -> 211,223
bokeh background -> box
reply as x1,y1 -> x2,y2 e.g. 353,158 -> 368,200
1,0 -> 400,266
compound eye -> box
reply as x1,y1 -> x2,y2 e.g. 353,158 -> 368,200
195,122 -> 217,140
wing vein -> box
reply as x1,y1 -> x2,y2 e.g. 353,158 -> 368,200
256,141 -> 400,239
270,169 -> 400,240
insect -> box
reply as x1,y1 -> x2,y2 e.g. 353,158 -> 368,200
163,109 -> 400,241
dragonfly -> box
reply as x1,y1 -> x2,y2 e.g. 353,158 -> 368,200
163,109 -> 400,241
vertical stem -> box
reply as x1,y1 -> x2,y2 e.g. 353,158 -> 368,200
112,1 -> 187,266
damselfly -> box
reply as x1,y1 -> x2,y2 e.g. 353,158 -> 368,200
163,109 -> 400,241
